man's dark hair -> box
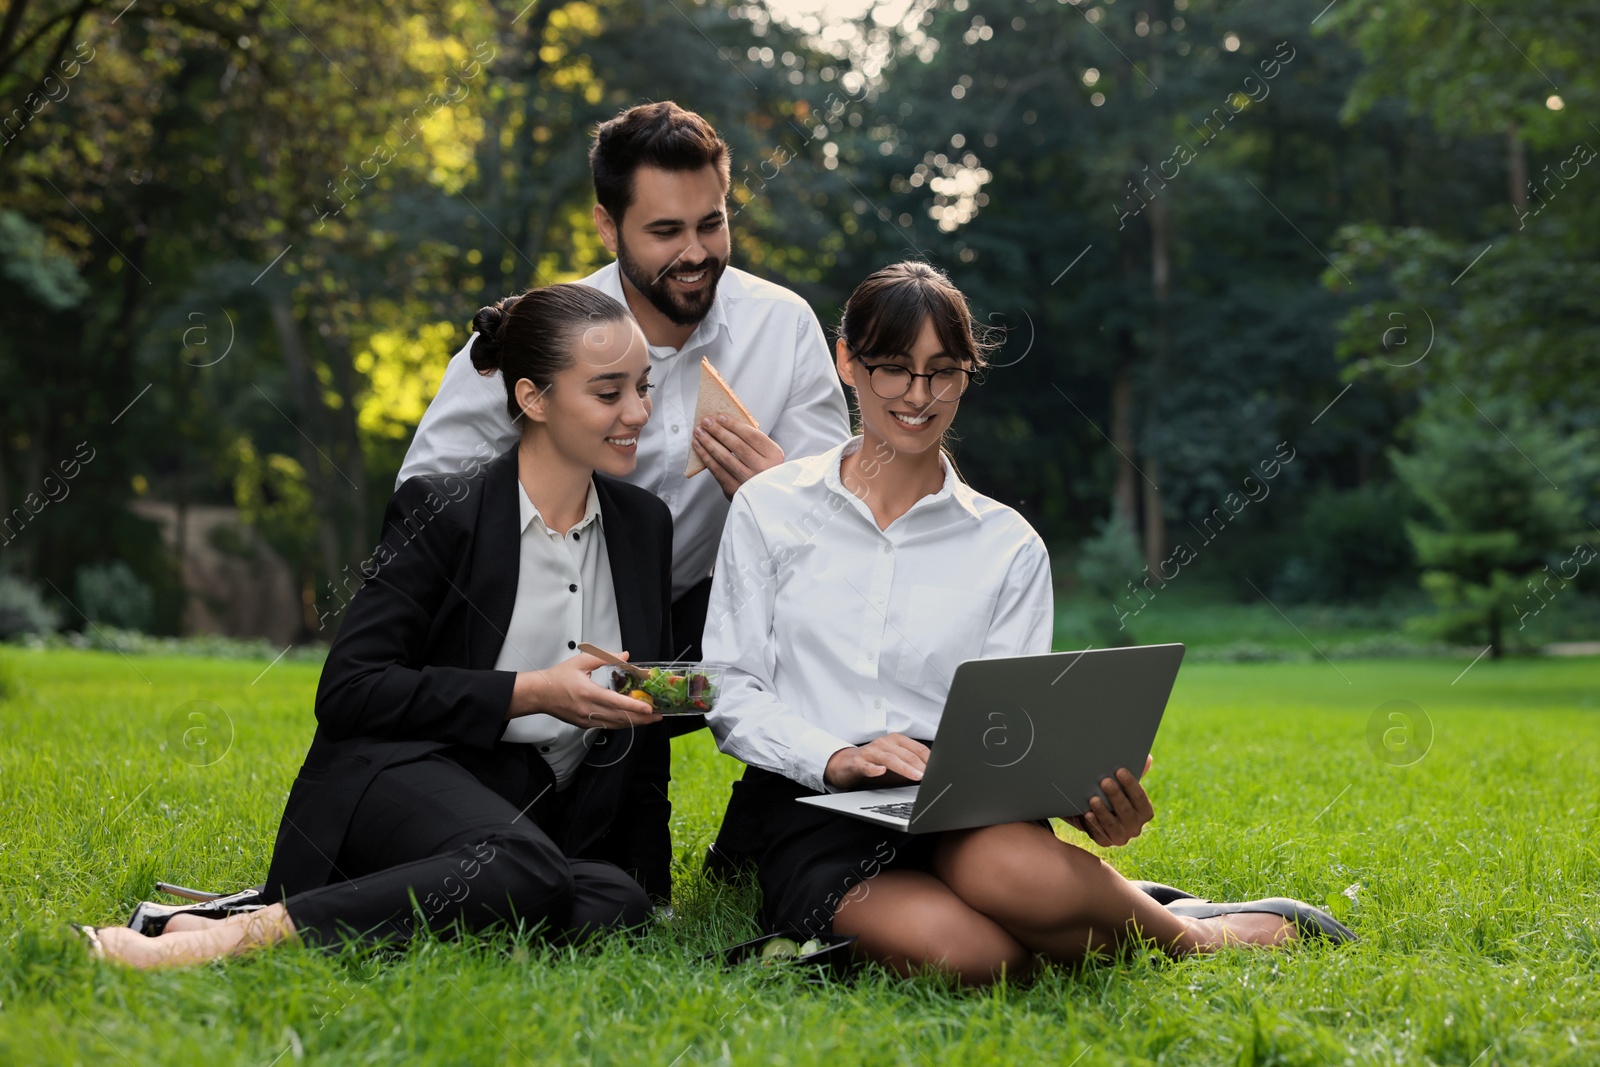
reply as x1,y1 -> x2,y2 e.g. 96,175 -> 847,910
589,102 -> 731,225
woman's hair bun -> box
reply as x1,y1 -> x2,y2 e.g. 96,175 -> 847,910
470,296 -> 521,372
467,285 -> 629,422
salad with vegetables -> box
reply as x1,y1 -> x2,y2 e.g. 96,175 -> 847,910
757,936 -> 826,962
609,663 -> 722,713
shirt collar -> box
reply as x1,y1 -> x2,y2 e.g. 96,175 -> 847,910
518,478 -> 603,536
805,435 -> 984,522
589,260 -> 733,356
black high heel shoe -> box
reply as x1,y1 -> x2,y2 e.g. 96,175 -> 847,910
126,883 -> 267,937
1163,896 -> 1357,944
1131,880 -> 1206,906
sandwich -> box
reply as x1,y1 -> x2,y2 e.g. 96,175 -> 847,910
684,357 -> 760,477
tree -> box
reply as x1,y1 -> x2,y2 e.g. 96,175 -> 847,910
1389,393 -> 1597,656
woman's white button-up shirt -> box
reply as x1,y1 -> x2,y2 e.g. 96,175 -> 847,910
702,436 -> 1054,792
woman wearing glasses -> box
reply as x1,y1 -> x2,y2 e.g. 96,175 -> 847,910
701,261 -> 1351,984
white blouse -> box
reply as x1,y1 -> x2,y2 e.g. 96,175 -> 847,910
493,478 -> 621,789
702,436 -> 1055,793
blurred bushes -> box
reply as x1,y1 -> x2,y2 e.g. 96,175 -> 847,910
75,561 -> 155,632
1270,480 -> 1422,604
1073,515 -> 1144,646
0,574 -> 60,640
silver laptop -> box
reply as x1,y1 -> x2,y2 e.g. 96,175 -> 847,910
795,643 -> 1184,833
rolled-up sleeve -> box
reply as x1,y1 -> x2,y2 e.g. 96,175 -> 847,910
979,534 -> 1056,659
397,334 -> 519,488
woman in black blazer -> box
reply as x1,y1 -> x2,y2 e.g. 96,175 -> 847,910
85,285 -> 675,968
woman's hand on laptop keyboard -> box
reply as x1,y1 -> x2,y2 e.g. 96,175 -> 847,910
823,733 -> 929,792
1064,755 -> 1155,847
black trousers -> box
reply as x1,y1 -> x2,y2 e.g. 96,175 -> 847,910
282,746 -> 650,950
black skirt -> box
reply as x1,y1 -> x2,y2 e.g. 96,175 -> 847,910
724,763 -> 944,940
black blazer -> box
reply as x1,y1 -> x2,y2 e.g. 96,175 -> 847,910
262,447 -> 676,902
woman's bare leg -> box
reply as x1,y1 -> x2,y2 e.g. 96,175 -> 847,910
935,823 -> 1294,963
831,869 -> 1035,985
163,909 -> 259,933
89,903 -> 298,970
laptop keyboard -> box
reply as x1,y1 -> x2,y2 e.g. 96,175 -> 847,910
862,801 -> 916,819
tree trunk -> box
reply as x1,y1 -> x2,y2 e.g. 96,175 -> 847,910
1139,0 -> 1169,573
1111,335 -> 1138,528
321,329 -> 369,552
1507,124 -> 1527,213
479,96 -> 509,298
269,295 -> 344,601
479,3 -> 556,299
1387,128 -> 1409,227
1143,192 -> 1170,572
16,426 -> 43,577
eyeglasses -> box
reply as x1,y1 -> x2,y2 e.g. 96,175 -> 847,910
856,361 -> 974,402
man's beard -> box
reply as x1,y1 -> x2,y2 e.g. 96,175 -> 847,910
616,233 -> 728,328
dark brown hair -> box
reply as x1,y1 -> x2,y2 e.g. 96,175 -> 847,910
837,260 -> 997,370
589,101 -> 731,225
471,284 -> 631,422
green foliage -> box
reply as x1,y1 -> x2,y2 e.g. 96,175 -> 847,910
1271,480 -> 1420,603
1073,514 -> 1145,646
229,437 -> 319,595
1389,395 -> 1598,654
0,211 -> 87,310
74,561 -> 154,632
28,626 -> 329,662
1327,1 -> 1600,439
1,0 -> 1596,643
0,573 -> 60,639
1324,0 -> 1594,143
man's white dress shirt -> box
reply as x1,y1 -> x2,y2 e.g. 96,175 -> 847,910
494,477 -> 622,789
701,436 -> 1055,793
398,262 -> 850,601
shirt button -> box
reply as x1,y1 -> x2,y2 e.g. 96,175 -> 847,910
567,640 -> 576,649
883,544 -> 892,554
873,698 -> 883,709
540,746 -> 551,753
671,424 -> 680,433
572,532 -> 580,541
873,595 -> 885,605
569,584 -> 578,593
866,651 -> 876,661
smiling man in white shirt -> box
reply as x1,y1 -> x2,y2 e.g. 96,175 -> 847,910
399,102 -> 849,660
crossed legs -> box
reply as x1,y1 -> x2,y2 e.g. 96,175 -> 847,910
832,821 -> 1294,985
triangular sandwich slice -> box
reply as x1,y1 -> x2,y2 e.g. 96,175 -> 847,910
684,357 -> 760,477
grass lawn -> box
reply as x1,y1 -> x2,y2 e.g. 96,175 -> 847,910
1052,576 -> 1600,656
1,645 -> 1598,1065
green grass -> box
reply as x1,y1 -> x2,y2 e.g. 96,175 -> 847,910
1055,579 -> 1600,656
2,645 -> 1598,1064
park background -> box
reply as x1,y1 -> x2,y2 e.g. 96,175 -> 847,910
2,0 -> 1599,1064
3,0 -> 1597,655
